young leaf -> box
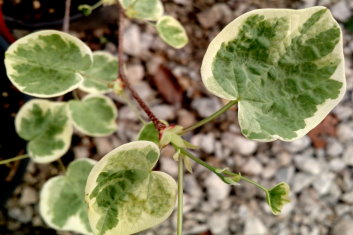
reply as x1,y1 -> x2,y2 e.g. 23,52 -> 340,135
68,95 -> 118,137
156,16 -> 188,49
79,51 -> 118,94
265,182 -> 290,215
137,122 -> 159,145
40,159 -> 96,234
85,141 -> 177,235
201,6 -> 346,141
15,99 -> 72,163
120,0 -> 164,21
5,30 -> 93,98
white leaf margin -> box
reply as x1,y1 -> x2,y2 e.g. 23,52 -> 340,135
85,141 -> 177,235
156,15 -> 189,49
39,158 -> 97,235
15,99 -> 73,163
201,6 -> 346,141
5,30 -> 93,98
79,51 -> 118,94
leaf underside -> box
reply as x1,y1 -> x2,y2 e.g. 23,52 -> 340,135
202,7 -> 345,141
5,30 -> 92,97
40,159 -> 96,234
85,141 -> 177,235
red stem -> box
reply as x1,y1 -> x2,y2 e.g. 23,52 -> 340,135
117,7 -> 166,132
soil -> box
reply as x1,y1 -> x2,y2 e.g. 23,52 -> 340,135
2,0 -> 100,29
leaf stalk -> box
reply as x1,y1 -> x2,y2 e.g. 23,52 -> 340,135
180,100 -> 237,135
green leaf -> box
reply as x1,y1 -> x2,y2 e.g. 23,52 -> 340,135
68,95 -> 118,137
265,182 -> 290,215
118,0 -> 134,8
5,30 -> 93,98
156,16 -> 188,49
15,99 -> 72,163
201,6 -> 345,141
102,0 -> 117,5
40,159 -> 96,234
137,122 -> 159,145
85,141 -> 177,235
78,4 -> 93,16
121,0 -> 163,21
79,51 -> 118,94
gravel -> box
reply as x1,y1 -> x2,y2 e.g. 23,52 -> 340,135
3,1 -> 353,235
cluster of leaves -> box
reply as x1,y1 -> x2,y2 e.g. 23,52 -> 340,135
80,0 -> 189,48
3,5 -> 346,235
6,30 -> 119,163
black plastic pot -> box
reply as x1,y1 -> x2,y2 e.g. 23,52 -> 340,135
2,0 -> 100,30
0,35 -> 28,207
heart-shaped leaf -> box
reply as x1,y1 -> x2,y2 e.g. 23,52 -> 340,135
156,16 -> 188,49
5,30 -> 93,98
68,95 -> 118,137
40,159 -> 97,234
137,122 -> 159,145
15,99 -> 72,163
201,6 -> 345,141
120,0 -> 164,21
85,141 -> 177,235
79,51 -> 118,94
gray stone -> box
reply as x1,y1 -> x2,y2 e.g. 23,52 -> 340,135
302,0 -> 317,8
276,166 -> 295,183
204,173 -> 231,202
94,137 -> 114,156
313,172 -> 335,195
331,0 -> 352,22
334,106 -> 353,122
123,24 -> 141,56
343,145 -> 353,166
191,133 -> 215,154
197,6 -> 222,29
327,183 -> 342,204
261,160 -> 278,179
294,155 -> 322,175
338,124 -> 353,142
285,136 -> 311,153
8,207 -> 33,223
160,157 -> 178,178
329,159 -> 346,172
242,158 -> 263,175
191,97 -> 222,118
151,105 -> 175,121
333,216 -> 353,235
276,151 -> 293,166
20,186 -> 38,205
341,191 -> 353,204
221,132 -> 258,155
292,173 -> 316,193
244,215 -> 268,235
126,63 -> 144,85
327,141 -> 344,157
208,212 -> 230,234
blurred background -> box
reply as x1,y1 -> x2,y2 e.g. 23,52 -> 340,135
0,0 -> 353,234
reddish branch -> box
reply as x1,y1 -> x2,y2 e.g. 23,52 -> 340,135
63,0 -> 72,33
117,7 -> 166,132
